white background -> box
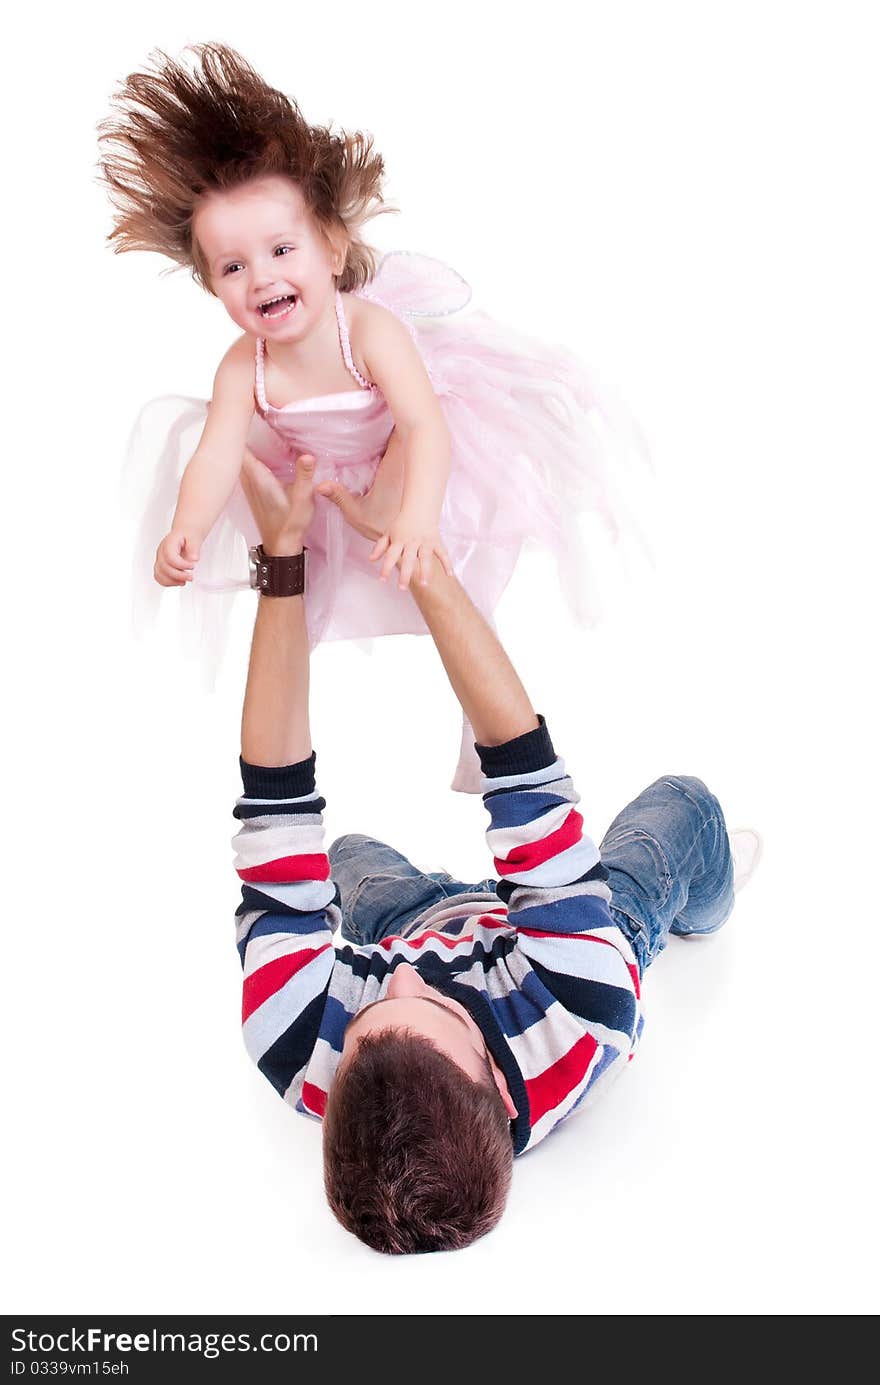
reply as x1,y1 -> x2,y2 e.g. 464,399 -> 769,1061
3,0 -> 877,1316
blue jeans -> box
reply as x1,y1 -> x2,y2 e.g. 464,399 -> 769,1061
328,774 -> 734,976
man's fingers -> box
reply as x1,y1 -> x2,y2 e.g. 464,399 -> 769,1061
288,453 -> 316,496
317,479 -> 355,515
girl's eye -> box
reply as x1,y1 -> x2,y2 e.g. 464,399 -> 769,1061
274,245 -> 294,257
222,262 -> 243,276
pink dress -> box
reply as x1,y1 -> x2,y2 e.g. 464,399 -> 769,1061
126,254 -> 647,782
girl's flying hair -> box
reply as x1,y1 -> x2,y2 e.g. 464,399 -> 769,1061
99,43 -> 389,293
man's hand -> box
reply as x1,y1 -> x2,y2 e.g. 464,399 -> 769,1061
155,529 -> 200,586
241,448 -> 316,555
317,433 -> 453,587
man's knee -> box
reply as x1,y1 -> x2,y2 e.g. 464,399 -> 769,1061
658,775 -> 723,823
328,833 -> 372,861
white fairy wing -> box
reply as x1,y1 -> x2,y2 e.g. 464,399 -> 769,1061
365,251 -> 472,317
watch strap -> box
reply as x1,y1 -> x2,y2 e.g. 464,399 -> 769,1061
253,545 -> 307,597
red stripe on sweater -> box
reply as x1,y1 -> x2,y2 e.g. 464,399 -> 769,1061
493,810 -> 584,877
379,928 -> 474,952
301,1082 -> 327,1117
241,944 -> 330,1023
237,853 -> 330,884
374,912 -> 510,951
524,1029 -> 599,1125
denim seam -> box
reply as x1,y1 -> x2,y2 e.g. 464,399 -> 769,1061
604,828 -> 674,909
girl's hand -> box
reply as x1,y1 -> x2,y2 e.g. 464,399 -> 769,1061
155,530 -> 200,586
370,518 -> 454,590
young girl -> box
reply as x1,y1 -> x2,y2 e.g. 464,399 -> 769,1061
101,44 -> 646,787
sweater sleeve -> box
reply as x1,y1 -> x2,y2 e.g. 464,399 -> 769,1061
477,720 -> 642,1139
231,752 -> 338,1105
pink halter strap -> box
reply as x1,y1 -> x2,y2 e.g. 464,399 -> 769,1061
334,291 -> 372,390
254,337 -> 269,411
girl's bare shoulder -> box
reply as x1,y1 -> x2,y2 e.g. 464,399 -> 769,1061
213,333 -> 256,398
345,291 -> 399,336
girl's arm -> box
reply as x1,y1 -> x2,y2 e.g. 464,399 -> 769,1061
155,336 -> 256,586
353,299 -> 454,590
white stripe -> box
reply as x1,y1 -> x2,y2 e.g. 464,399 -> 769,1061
242,949 -> 334,1062
498,836 -> 601,888
575,921 -> 639,968
246,878 -> 337,912
504,997 -> 586,1080
401,896 -> 508,937
281,1061 -> 310,1109
242,924 -> 333,980
507,878 -> 612,914
233,822 -> 326,867
526,1046 -> 630,1148
481,757 -> 568,792
233,812 -> 323,833
516,931 -> 637,993
237,791 -> 322,806
486,800 -> 574,858
303,1035 -> 342,1098
525,1045 -> 604,1147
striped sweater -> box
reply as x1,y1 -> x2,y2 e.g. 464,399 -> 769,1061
232,720 -> 643,1155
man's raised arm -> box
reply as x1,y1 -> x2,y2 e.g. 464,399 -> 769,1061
233,454 -> 338,1110
239,454 -> 313,768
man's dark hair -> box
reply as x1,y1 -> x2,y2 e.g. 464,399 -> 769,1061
323,1030 -> 513,1254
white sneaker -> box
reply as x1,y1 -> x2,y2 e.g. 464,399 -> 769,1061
730,829 -> 763,893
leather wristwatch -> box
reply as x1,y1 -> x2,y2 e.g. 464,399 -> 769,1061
248,545 -> 308,597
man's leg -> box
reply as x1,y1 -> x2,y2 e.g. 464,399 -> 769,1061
329,834 -> 497,946
600,775 -> 734,976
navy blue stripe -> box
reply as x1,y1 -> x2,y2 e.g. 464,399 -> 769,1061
240,752 -> 317,800
530,960 -> 638,1037
476,717 -> 556,779
567,1043 -> 621,1114
491,970 -> 551,1038
485,790 -> 571,830
256,990 -> 326,1098
237,882 -> 339,918
233,796 -> 326,821
482,774 -> 569,804
237,908 -> 333,963
318,994 -> 353,1052
335,932 -> 517,985
509,891 -> 614,935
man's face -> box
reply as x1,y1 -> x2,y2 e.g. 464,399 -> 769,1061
338,964 -> 518,1118
193,175 -> 343,340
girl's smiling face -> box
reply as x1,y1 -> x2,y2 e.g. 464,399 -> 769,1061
193,175 -> 345,340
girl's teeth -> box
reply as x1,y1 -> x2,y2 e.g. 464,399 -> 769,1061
260,295 -> 296,318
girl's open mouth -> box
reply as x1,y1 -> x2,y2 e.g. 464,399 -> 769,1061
258,294 -> 297,320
